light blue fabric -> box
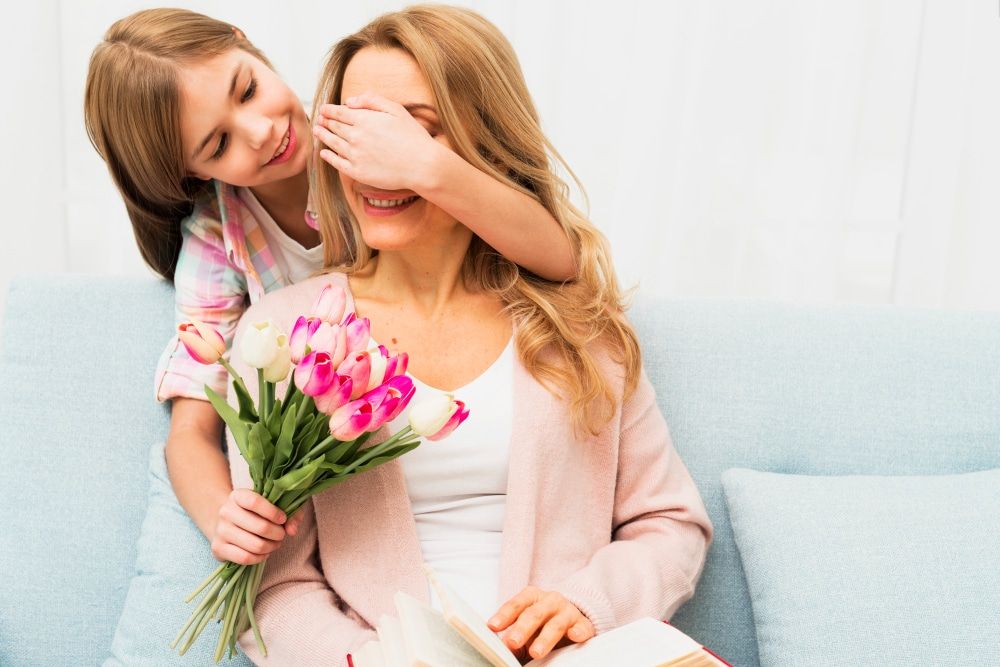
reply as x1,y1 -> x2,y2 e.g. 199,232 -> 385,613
721,468 -> 1000,667
104,440 -> 253,666
630,299 -> 1000,666
3,276 -> 1000,667
0,275 -> 174,666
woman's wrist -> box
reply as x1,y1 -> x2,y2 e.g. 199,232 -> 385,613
410,139 -> 456,201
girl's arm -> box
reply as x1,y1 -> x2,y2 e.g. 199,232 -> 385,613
165,399 -> 301,564
158,216 -> 298,561
314,96 -> 578,282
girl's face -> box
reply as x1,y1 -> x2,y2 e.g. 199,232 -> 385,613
178,48 -> 310,187
338,47 -> 460,252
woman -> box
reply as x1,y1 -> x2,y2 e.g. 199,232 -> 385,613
228,5 -> 712,664
83,8 -> 577,569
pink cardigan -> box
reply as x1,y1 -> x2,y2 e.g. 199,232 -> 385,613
226,273 -> 713,666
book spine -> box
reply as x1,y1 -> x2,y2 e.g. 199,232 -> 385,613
703,646 -> 733,666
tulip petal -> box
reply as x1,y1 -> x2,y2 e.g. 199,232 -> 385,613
427,400 -> 469,441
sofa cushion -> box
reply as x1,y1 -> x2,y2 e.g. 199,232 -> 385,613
721,467 -> 1000,667
104,440 -> 253,666
0,275 -> 174,667
631,299 -> 1000,666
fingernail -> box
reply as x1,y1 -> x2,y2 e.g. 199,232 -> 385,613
508,634 -> 521,645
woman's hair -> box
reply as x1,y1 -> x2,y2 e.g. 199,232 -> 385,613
84,9 -> 271,280
313,4 -> 642,437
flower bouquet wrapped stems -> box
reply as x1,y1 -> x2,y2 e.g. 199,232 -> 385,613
169,285 -> 470,662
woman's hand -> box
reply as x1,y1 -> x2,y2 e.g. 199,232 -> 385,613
210,488 -> 303,565
487,586 -> 596,662
312,93 -> 446,193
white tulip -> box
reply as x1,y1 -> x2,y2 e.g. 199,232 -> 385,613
408,393 -> 459,436
262,334 -> 291,383
241,320 -> 282,369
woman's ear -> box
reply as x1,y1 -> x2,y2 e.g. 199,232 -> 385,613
231,26 -> 246,41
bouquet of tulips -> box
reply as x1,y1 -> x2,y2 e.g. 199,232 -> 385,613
170,284 -> 470,662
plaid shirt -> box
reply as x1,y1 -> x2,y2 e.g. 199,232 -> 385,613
154,180 -> 302,402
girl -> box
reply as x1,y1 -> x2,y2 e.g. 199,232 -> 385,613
84,8 -> 577,566
228,5 -> 712,664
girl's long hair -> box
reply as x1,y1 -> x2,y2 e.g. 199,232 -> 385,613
313,4 -> 642,436
84,9 -> 271,280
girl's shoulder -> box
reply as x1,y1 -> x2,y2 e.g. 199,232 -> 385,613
180,181 -> 227,241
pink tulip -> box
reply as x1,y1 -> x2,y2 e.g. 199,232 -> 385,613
427,400 -> 469,441
343,314 -> 371,354
314,375 -> 353,415
311,284 -> 347,325
329,399 -> 373,441
177,320 -> 226,364
289,316 -> 321,364
338,352 -> 373,400
384,349 -> 409,380
362,375 -> 416,431
294,352 -> 337,397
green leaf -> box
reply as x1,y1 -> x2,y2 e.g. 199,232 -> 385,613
266,396 -> 284,440
247,422 -> 275,487
268,407 -> 299,480
231,379 -> 259,423
272,458 -> 324,492
347,443 -> 420,475
205,386 -> 250,461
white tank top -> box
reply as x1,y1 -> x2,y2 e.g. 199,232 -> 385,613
377,336 -> 514,622
238,187 -> 324,284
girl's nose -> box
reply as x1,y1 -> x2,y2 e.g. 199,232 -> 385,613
240,113 -> 273,151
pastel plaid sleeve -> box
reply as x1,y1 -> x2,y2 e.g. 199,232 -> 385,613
153,214 -> 249,402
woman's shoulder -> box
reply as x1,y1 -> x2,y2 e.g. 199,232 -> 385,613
242,271 -> 350,328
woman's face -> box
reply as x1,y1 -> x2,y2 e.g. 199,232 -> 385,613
338,47 -> 459,252
178,48 -> 310,187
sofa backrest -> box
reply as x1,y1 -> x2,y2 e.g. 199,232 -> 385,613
2,276 -> 999,667
630,298 -> 1000,666
0,275 -> 174,667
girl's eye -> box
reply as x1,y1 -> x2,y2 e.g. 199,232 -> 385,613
241,77 -> 257,103
211,133 -> 229,160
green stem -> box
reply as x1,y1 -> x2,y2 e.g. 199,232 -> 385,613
179,566 -> 248,655
172,572 -> 228,649
282,377 -> 297,407
185,562 -> 227,603
246,563 -> 268,657
300,434 -> 336,463
215,575 -> 245,663
218,357 -> 250,397
340,435 -> 420,476
257,369 -> 267,424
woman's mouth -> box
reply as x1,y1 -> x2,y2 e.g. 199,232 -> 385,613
361,194 -> 419,217
266,124 -> 295,166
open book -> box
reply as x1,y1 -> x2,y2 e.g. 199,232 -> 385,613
349,566 -> 729,667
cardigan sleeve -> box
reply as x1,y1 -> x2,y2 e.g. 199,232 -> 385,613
236,499 -> 377,666
550,368 -> 713,635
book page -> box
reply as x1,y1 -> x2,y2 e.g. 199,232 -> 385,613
526,618 -> 718,667
394,590 -> 494,667
423,565 -> 522,667
377,614 -> 407,667
352,638 -> 386,667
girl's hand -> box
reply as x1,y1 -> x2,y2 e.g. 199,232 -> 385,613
312,93 -> 446,193
487,586 -> 596,662
210,488 -> 303,565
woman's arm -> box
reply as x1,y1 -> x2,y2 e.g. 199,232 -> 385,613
549,369 -> 713,634
236,501 -> 377,666
314,96 -> 578,282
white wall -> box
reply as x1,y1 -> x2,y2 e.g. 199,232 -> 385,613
2,0 -> 998,328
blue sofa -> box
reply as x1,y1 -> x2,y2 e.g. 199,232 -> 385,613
1,274 -> 997,666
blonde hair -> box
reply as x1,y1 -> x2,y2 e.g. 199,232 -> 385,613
313,5 -> 642,436
84,9 -> 271,280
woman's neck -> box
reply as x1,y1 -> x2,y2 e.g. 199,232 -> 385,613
354,243 -> 474,321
